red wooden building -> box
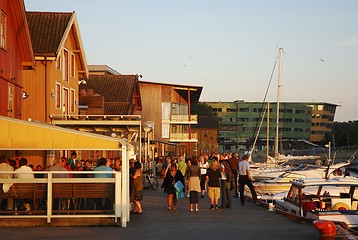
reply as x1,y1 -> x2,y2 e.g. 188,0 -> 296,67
0,0 -> 35,119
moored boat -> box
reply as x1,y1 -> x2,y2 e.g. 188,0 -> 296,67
275,177 -> 358,228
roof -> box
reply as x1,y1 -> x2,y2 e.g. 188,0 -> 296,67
139,81 -> 203,103
80,75 -> 140,115
192,116 -> 220,129
26,11 -> 88,78
26,11 -> 72,55
88,65 -> 121,75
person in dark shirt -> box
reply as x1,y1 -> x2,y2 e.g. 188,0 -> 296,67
206,158 -> 221,210
228,153 -> 239,198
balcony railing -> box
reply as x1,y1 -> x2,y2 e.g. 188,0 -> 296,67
169,132 -> 198,142
170,114 -> 197,124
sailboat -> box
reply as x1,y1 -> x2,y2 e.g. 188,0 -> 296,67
247,48 -> 352,200
249,48 -> 324,180
249,48 -> 295,181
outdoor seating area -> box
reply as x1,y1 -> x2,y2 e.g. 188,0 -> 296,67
0,172 -> 122,226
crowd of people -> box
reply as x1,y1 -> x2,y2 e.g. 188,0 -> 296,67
1,151 -> 258,214
0,152 -> 124,211
159,152 -> 258,212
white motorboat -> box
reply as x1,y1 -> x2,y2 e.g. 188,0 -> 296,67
275,177 -> 358,228
251,161 -> 351,200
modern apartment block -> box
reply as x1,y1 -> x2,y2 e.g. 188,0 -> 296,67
205,100 -> 337,152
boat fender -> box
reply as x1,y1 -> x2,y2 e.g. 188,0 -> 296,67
313,220 -> 336,237
332,202 -> 350,211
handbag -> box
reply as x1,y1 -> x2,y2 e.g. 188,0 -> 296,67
174,181 -> 185,199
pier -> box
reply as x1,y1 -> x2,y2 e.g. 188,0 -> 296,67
0,181 -> 319,240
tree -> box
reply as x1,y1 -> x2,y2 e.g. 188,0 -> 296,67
190,102 -> 216,116
331,121 -> 358,147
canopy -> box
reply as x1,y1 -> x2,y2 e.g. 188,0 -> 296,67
0,116 -> 126,150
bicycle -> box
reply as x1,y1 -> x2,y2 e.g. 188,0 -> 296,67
143,169 -> 158,190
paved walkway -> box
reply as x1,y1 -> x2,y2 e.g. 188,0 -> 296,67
0,180 -> 319,240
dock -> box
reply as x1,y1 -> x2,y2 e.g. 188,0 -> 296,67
0,183 -> 319,240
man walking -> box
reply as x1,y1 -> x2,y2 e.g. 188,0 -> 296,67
238,155 -> 257,205
228,153 -> 239,198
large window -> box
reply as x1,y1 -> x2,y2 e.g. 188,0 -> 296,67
7,84 -> 14,117
63,49 -> 69,82
56,83 -> 61,109
70,53 -> 75,77
63,88 -> 69,115
70,89 -> 75,113
0,11 -> 6,49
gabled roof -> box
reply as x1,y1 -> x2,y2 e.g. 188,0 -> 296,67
26,11 -> 88,78
139,81 -> 202,103
26,11 -> 72,55
80,75 -> 141,115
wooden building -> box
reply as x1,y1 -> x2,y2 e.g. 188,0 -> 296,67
19,10 -> 88,167
191,115 -> 220,155
139,81 -> 202,157
0,0 -> 35,119
22,11 -> 88,123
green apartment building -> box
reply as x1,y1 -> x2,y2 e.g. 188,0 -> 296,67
205,101 -> 337,153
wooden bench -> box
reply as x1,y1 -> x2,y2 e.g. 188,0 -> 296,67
0,182 -> 115,214
0,183 -> 47,212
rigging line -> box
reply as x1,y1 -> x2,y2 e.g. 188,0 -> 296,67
250,52 -> 280,143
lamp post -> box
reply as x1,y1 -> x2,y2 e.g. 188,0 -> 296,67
144,121 -> 154,170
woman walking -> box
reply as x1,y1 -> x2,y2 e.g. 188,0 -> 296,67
186,156 -> 201,212
199,155 -> 209,198
162,164 -> 184,210
131,162 -> 143,214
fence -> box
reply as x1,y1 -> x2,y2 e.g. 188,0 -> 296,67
0,171 -> 127,226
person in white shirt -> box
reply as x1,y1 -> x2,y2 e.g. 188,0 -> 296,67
15,158 -> 34,179
0,154 -> 14,210
238,155 -> 257,205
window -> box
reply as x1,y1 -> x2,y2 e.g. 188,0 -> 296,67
63,49 -> 69,82
7,84 -> 14,117
71,53 -> 75,77
56,83 -> 61,109
70,89 -> 75,113
63,88 -> 69,115
0,11 -> 6,49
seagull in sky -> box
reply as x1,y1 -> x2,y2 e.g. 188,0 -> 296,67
320,58 -> 325,62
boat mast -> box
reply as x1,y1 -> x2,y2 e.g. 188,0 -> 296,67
275,48 -> 283,161
266,102 -> 270,164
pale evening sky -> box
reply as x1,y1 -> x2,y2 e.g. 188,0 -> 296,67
25,0 -> 358,122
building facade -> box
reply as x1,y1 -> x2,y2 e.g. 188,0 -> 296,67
139,81 -> 202,157
206,100 -> 337,152
22,11 -> 88,123
0,0 -> 35,119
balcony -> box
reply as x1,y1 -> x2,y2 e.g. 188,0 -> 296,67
170,114 -> 197,124
169,132 -> 198,142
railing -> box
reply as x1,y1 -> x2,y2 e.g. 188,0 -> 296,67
169,132 -> 198,141
0,171 -> 124,226
170,114 -> 197,123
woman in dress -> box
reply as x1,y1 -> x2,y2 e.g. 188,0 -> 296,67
186,156 -> 201,212
131,162 -> 143,214
162,163 -> 184,210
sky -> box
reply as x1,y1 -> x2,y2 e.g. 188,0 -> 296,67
25,0 -> 358,122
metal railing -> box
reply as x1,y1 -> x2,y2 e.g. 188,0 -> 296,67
0,171 -> 124,226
